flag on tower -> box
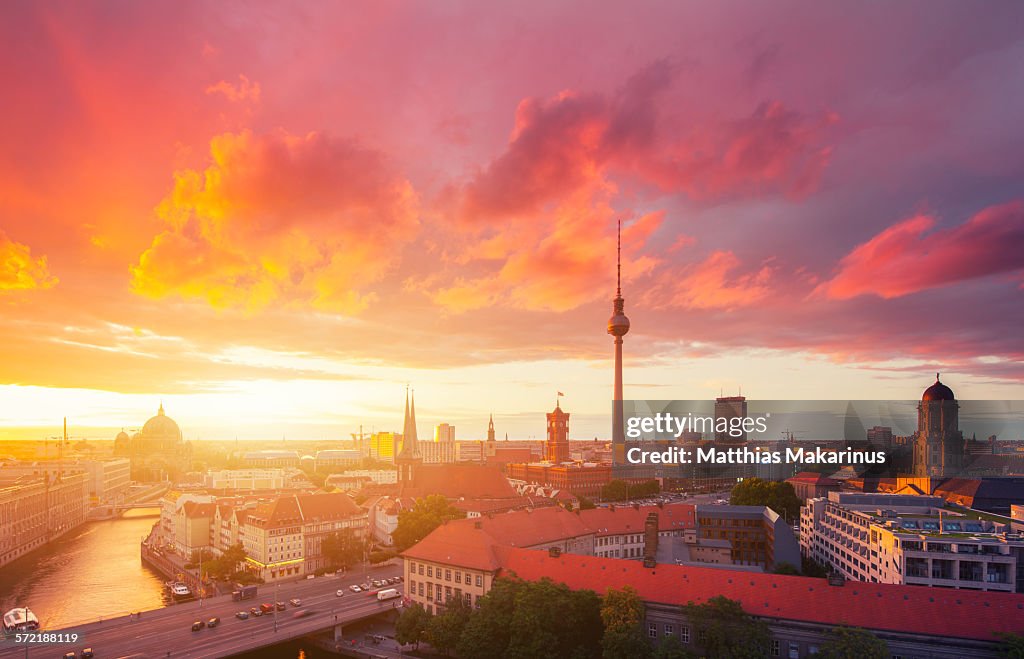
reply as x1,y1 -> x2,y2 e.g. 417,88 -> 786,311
557,391 -> 565,397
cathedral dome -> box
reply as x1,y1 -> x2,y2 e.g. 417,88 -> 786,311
922,374 -> 955,401
115,430 -> 130,442
139,404 -> 183,442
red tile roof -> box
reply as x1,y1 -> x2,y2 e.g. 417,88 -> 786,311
400,463 -> 519,499
580,504 -> 695,536
402,504 -> 697,570
496,547 -> 1024,643
786,472 -> 841,485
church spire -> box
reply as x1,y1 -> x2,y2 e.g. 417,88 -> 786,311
487,414 -> 496,442
399,386 -> 419,458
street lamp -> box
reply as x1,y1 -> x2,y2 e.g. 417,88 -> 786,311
274,580 -> 279,633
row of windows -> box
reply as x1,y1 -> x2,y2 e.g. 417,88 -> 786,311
409,562 -> 483,587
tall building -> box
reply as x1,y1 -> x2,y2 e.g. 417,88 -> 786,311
434,423 -> 455,443
545,402 -> 570,463
714,395 -> 748,443
396,388 -> 422,487
608,221 -> 630,445
913,374 -> 965,477
367,432 -> 401,462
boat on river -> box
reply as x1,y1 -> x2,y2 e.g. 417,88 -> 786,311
3,607 -> 40,633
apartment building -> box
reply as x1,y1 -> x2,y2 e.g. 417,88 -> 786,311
0,466 -> 88,568
801,492 -> 1023,592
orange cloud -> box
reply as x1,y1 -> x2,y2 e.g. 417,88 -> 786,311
816,201 -> 1024,299
205,74 -> 261,103
650,250 -> 773,310
0,232 -> 57,292
132,130 -> 419,313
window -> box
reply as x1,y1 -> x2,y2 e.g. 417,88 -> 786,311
418,564 -> 424,575
445,569 -> 451,581
789,642 -> 800,658
455,571 -> 461,584
680,626 -> 690,644
664,624 -> 674,636
648,623 -> 657,639
476,574 -> 483,587
698,630 -> 707,644
770,640 -> 780,656
427,566 -> 433,577
418,583 -> 424,596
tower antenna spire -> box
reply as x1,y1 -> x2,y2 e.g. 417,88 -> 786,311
616,220 -> 622,298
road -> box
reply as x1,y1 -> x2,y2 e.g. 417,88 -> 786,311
0,564 -> 403,659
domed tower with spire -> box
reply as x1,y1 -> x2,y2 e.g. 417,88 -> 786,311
608,221 -> 630,446
913,373 -> 964,477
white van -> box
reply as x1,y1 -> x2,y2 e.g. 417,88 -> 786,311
376,588 -> 400,601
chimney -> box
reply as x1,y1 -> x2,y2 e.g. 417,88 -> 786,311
610,504 -> 616,512
474,520 -> 482,529
643,512 -> 659,564
827,571 -> 846,587
549,547 -> 562,558
632,503 -> 640,511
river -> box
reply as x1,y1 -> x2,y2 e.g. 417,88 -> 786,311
0,509 -> 166,629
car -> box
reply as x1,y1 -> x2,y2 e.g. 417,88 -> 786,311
385,577 -> 395,585
276,601 -> 286,611
63,653 -> 76,659
191,620 -> 204,631
292,609 -> 313,619
336,589 -> 345,597
289,598 -> 302,607
259,602 -> 274,613
349,585 -> 361,592
207,617 -> 220,628
236,611 -> 250,620
395,575 -> 403,583
81,651 -> 94,659
250,607 -> 262,617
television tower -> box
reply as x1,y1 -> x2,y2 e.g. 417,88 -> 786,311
608,221 -> 630,444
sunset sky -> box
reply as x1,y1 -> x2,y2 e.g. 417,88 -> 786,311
2,1 -> 1023,442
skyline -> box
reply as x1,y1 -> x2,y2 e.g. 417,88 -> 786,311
3,1 -> 1024,440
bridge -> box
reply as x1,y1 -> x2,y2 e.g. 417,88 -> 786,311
0,564 -> 403,659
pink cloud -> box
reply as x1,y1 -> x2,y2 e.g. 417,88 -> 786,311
205,74 -> 261,103
647,251 -> 774,311
817,201 -> 1024,299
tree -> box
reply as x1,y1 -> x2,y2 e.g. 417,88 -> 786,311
601,480 -> 629,501
729,478 -> 802,522
428,596 -> 473,656
395,603 -> 432,648
578,496 -> 597,510
683,596 -> 771,659
368,549 -> 397,564
652,635 -> 694,659
321,528 -> 365,569
771,562 -> 800,576
999,632 -> 1024,658
458,576 -> 525,659
801,556 -> 828,578
601,586 -> 652,659
506,578 -> 601,659
817,626 -> 888,659
392,494 -> 466,551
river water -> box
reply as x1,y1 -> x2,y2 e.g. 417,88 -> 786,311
0,509 -> 166,629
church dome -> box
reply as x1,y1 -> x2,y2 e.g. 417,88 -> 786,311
139,404 -> 183,442
115,430 -> 130,442
922,374 -> 955,401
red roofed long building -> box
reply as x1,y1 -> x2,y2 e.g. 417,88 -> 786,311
498,547 -> 1024,658
401,503 -> 697,612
